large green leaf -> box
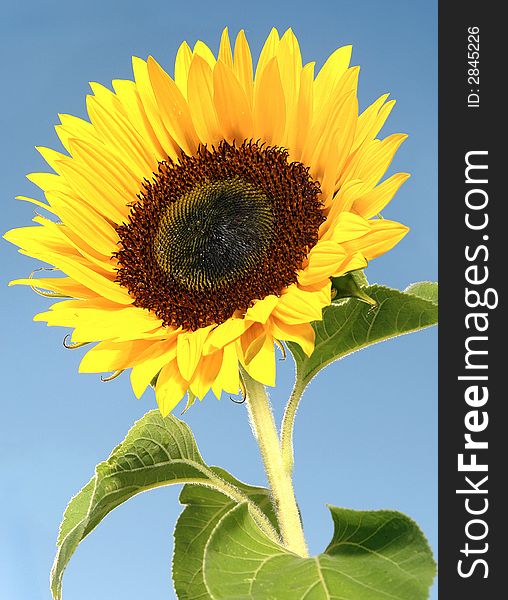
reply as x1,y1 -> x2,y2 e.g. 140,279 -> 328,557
173,473 -> 278,600
288,282 -> 438,390
203,503 -> 436,600
50,411 -> 267,600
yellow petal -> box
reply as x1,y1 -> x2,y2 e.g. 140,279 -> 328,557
53,213 -> 117,270
189,350 -> 223,399
130,340 -> 178,398
303,68 -> 358,161
307,91 -> 358,202
343,219 -> 409,260
244,295 -> 279,324
241,332 -> 276,387
321,212 -> 371,244
193,41 -> 217,69
26,171 -> 71,197
16,195 -> 56,215
352,94 -> 392,151
5,221 -> 75,261
147,56 -> 199,156
176,326 -> 212,381
212,342 -> 239,398
34,216 -> 116,275
218,28 -> 233,69
233,30 -> 254,105
41,250 -> 131,304
73,305 -> 164,343
242,323 -> 267,365
298,241 -> 347,287
132,56 -> 178,158
352,173 -> 410,219
276,28 -> 302,144
112,78 -> 166,160
314,45 -> 352,107
277,29 -> 302,101
36,146 -> 70,174
80,339 -> 154,373
55,207 -> 117,259
187,55 -> 222,143
28,229 -> 113,279
213,60 -> 253,143
155,360 -> 188,416
322,93 -> 359,203
10,220 -> 112,281
366,99 -> 397,143
332,251 -> 368,277
54,158 -> 128,224
8,276 -> 98,299
320,180 -> 364,233
272,284 -> 328,324
269,318 -> 315,357
85,93 -> 154,178
44,189 -> 119,257
253,57 -> 286,144
204,318 -> 249,354
338,133 -> 408,193
304,66 -> 359,172
255,28 -> 280,82
55,113 -> 101,153
287,62 -> 314,160
67,135 -> 145,198
174,41 -> 193,97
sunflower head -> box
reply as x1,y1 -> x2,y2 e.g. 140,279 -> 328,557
5,27 -> 409,415
115,140 -> 324,331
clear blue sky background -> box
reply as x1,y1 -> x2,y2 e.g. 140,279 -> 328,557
0,1 -> 437,598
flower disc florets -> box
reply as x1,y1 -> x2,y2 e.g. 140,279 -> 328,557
115,141 -> 325,330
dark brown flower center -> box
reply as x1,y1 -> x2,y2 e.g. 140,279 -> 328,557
115,141 -> 324,331
153,178 -> 275,291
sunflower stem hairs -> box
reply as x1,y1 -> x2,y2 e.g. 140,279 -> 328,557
6,28 -> 437,600
241,367 -> 308,556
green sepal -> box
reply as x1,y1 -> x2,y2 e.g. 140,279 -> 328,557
331,270 -> 377,307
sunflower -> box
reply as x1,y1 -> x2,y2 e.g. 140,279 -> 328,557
5,28 -> 409,415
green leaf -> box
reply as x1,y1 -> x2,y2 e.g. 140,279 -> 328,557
404,281 -> 439,305
173,473 -> 278,600
287,283 -> 438,390
203,503 -> 436,600
50,411 -> 260,600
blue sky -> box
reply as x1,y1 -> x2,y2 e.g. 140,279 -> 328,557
0,1 -> 437,598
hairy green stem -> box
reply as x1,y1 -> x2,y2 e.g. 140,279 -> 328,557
206,472 -> 279,542
280,379 -> 305,476
241,367 -> 308,557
